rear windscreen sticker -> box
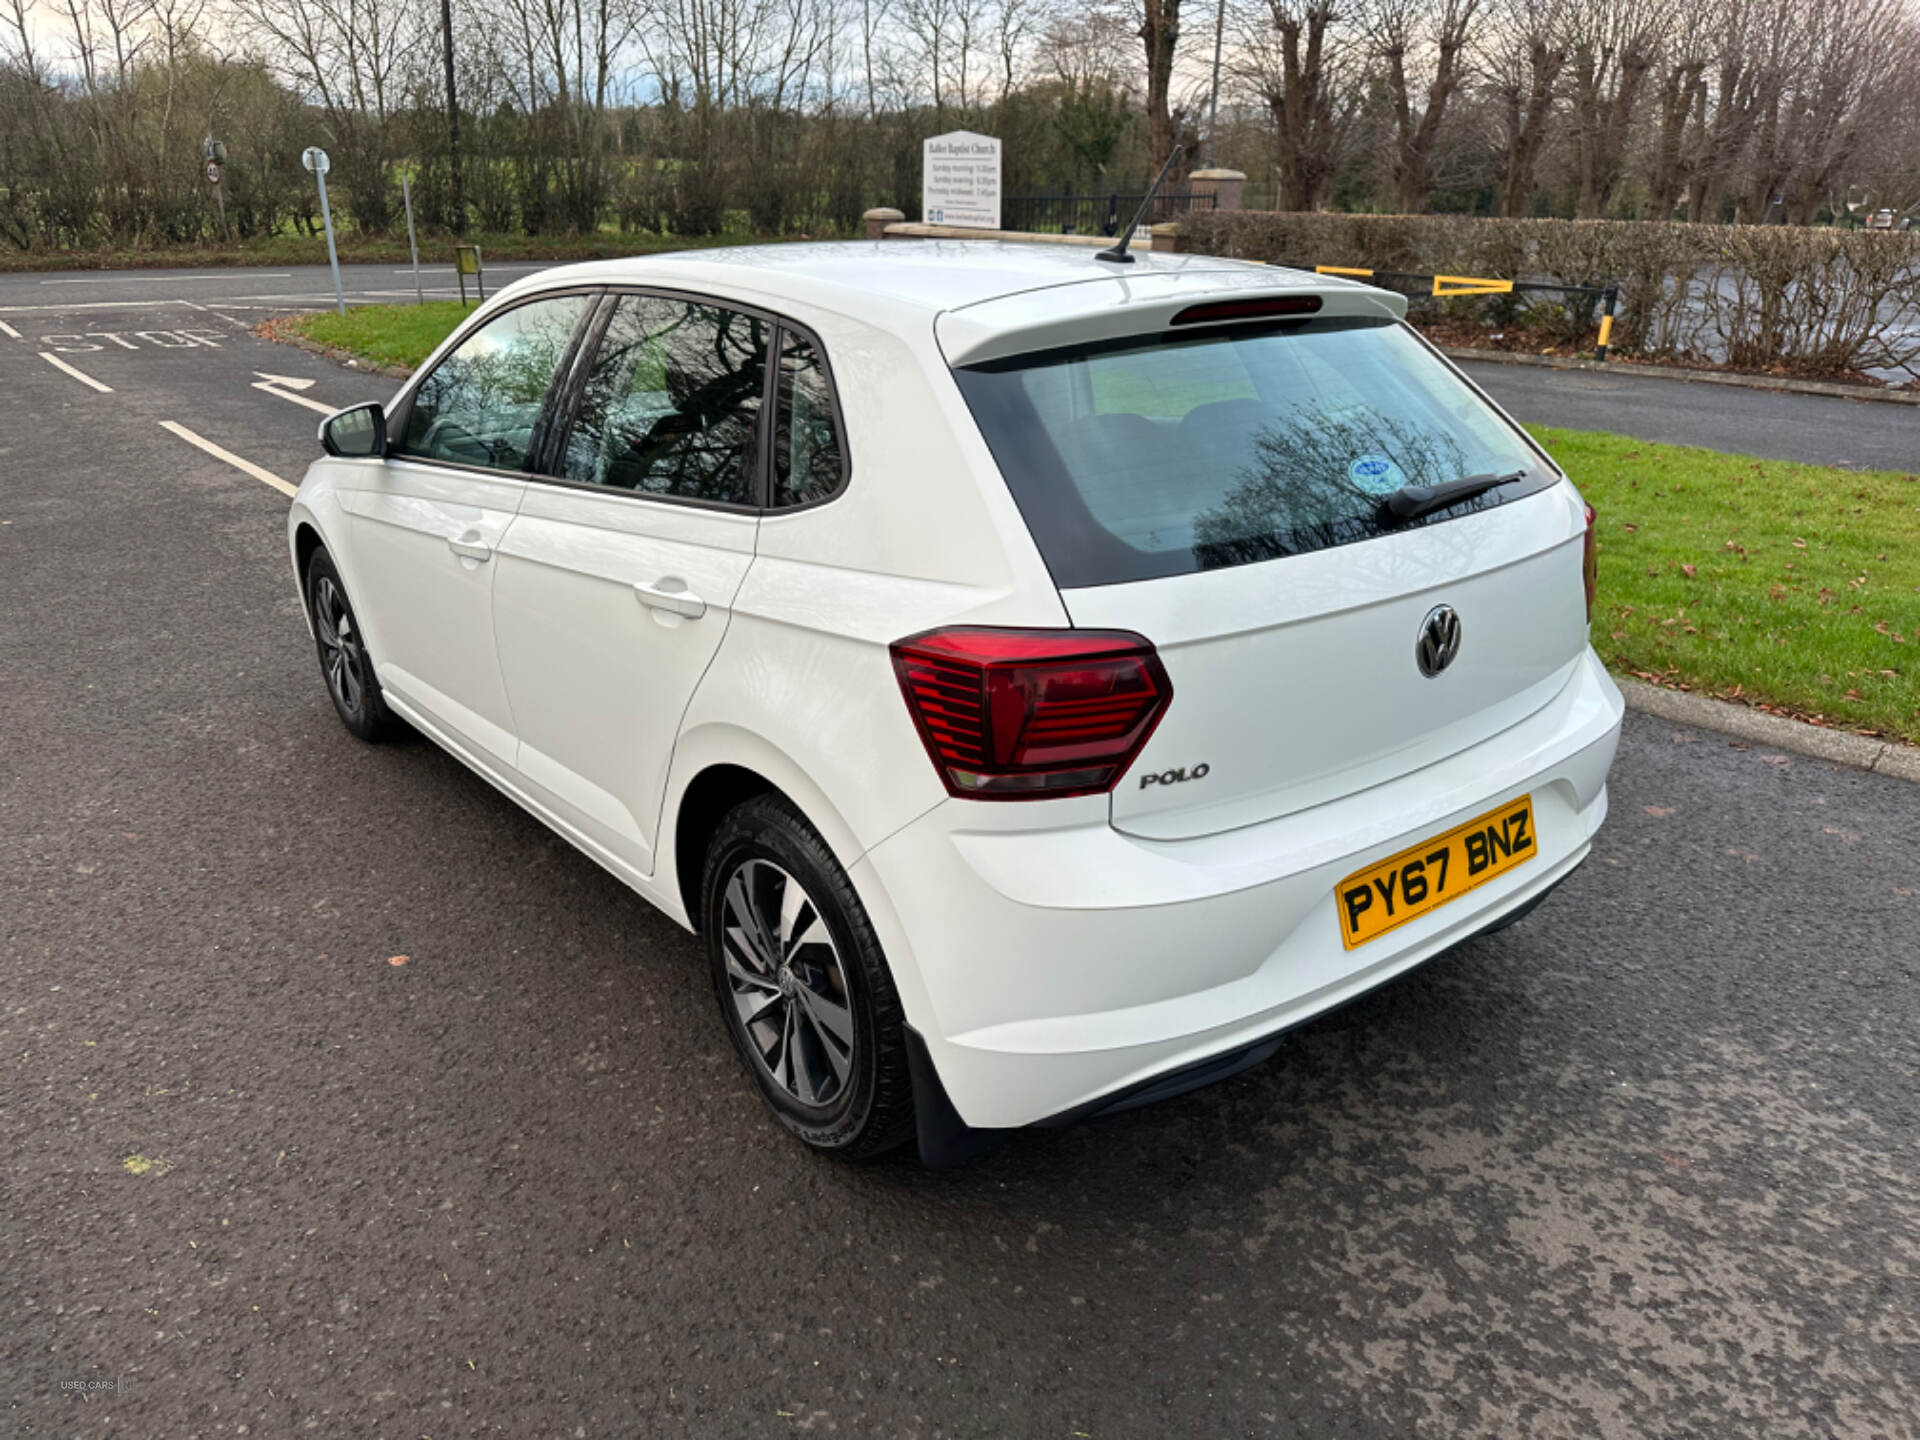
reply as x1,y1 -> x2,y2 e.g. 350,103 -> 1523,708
1347,455 -> 1407,495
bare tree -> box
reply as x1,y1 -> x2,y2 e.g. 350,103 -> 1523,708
1244,0 -> 1350,211
1364,0 -> 1478,212
1480,0 -> 1566,217
1565,0 -> 1666,217
1136,0 -> 1182,171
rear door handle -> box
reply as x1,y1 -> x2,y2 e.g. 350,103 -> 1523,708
447,533 -> 492,562
633,578 -> 706,620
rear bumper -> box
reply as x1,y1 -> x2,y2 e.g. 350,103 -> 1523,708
851,651 -> 1624,1133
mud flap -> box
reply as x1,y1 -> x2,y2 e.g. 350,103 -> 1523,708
904,1026 -> 1007,1171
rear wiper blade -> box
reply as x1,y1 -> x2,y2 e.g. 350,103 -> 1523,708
1379,470 -> 1526,525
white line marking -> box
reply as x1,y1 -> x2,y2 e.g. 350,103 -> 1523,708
0,320 -> 20,339
254,371 -> 316,390
40,273 -> 294,285
39,351 -> 113,391
0,299 -> 215,313
159,421 -> 297,497
252,382 -> 337,415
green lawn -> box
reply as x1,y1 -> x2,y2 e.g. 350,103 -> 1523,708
1537,426 -> 1919,743
288,300 -> 472,371
267,301 -> 1920,743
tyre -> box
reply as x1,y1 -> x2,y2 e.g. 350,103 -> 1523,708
305,548 -> 398,742
701,795 -> 916,1159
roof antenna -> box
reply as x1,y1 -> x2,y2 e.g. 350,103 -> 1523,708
1096,144 -> 1185,265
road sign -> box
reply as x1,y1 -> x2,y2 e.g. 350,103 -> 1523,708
205,160 -> 221,186
306,147 -> 345,315
922,132 -> 1002,231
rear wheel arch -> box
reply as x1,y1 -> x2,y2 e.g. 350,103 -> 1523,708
667,739 -> 865,934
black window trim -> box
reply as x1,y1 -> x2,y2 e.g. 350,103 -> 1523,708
383,285 -> 606,483
506,283 -> 854,517
766,316 -> 854,515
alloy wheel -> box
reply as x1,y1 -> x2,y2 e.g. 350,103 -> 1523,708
312,575 -> 367,719
720,858 -> 856,1109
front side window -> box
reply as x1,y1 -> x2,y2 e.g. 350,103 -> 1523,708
397,294 -> 592,471
772,331 -> 846,507
559,294 -> 770,504
953,318 -> 1551,587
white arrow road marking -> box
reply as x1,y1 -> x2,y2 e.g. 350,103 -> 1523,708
160,421 -> 296,498
40,351 -> 112,392
253,372 -> 316,390
252,380 -> 337,415
0,320 -> 21,339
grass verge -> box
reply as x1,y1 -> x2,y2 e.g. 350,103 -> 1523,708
260,303 -> 1920,743
1538,426 -> 1918,743
0,229 -> 757,274
279,300 -> 472,372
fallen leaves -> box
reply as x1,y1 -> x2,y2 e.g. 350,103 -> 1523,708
388,954 -> 410,967
1644,805 -> 1676,818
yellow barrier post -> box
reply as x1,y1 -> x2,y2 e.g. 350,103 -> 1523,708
1595,284 -> 1619,362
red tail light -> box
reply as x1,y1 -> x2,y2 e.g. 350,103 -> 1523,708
1582,502 -> 1599,622
890,628 -> 1173,799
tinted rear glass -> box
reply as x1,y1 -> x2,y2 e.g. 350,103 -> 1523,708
953,318 -> 1554,587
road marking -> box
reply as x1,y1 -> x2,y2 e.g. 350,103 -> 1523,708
0,320 -> 20,339
159,422 -> 297,497
254,371 -> 316,391
252,380 -> 337,415
40,351 -> 112,391
39,273 -> 294,285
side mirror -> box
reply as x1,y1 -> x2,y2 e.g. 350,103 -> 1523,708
320,402 -> 387,458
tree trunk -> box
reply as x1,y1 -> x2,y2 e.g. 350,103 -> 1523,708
1498,36 -> 1563,219
1646,62 -> 1704,220
1138,0 -> 1184,176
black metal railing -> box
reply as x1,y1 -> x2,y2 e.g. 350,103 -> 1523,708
1001,190 -> 1217,237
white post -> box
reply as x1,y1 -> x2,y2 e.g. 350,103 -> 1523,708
402,172 -> 423,305
312,169 -> 343,318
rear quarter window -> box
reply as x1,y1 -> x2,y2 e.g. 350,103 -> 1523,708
953,317 -> 1557,587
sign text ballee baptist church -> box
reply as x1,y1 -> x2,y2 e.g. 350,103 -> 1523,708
921,132 -> 1002,231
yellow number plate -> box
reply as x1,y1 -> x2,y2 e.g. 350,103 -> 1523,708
1337,796 -> 1537,950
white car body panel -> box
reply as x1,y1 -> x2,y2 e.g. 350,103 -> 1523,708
288,240 -> 1624,1139
337,458 -> 525,767
494,486 -> 758,876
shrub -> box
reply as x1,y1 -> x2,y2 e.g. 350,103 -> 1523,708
1180,212 -> 1920,381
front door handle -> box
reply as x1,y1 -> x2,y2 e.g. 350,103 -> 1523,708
447,533 -> 492,562
634,578 -> 706,620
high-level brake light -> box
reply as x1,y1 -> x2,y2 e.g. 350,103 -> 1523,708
890,628 -> 1173,799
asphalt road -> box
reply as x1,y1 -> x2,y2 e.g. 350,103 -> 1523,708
1455,360 -> 1920,473
3,271 -> 1919,1438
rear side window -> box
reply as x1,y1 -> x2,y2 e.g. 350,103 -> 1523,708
772,331 -> 846,508
559,294 -> 770,504
397,294 -> 592,471
953,318 -> 1552,587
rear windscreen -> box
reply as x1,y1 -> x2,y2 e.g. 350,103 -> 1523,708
952,317 -> 1555,587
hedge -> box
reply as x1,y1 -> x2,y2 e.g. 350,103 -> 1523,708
1179,212 -> 1920,383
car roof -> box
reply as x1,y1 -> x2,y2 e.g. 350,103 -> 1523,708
500,239 -> 1384,340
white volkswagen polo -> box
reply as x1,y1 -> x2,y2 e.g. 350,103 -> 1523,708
288,240 -> 1623,1165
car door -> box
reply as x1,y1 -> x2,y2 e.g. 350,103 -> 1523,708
341,291 -> 597,768
488,291 -> 776,878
